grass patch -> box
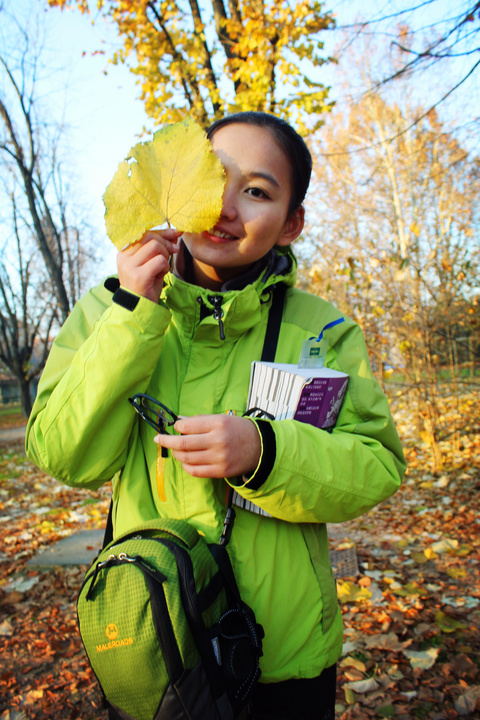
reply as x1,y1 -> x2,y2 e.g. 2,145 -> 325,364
0,403 -> 26,428
0,449 -> 24,482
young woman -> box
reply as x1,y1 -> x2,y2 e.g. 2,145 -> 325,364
26,112 -> 405,719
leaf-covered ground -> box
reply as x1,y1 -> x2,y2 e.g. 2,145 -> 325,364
0,389 -> 479,719
331,399 -> 480,719
0,442 -> 109,719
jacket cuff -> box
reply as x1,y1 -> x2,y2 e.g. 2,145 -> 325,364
104,277 -> 141,312
112,287 -> 140,311
231,419 -> 276,491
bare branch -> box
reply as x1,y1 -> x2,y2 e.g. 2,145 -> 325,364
320,58 -> 480,157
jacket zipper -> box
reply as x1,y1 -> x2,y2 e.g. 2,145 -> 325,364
196,294 -> 226,340
208,295 -> 225,340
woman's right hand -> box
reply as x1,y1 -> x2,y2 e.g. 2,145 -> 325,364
116,229 -> 182,303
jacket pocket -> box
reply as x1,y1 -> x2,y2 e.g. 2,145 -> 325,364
301,523 -> 339,635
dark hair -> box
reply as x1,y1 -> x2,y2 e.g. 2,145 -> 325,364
206,111 -> 312,214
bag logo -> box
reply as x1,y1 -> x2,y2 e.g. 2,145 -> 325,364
105,623 -> 118,640
96,624 -> 134,653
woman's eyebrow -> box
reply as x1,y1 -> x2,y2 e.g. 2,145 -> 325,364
246,170 -> 280,188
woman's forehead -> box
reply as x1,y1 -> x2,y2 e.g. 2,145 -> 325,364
211,123 -> 292,186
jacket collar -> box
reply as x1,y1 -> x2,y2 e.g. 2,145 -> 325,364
161,244 -> 297,339
171,240 -> 293,291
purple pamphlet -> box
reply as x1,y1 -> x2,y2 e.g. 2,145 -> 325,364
294,375 -> 349,429
247,362 -> 349,430
235,362 -> 349,517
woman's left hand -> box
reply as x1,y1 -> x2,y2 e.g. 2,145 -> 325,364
154,414 -> 261,479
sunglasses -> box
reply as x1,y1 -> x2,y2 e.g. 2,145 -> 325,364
129,393 -> 179,457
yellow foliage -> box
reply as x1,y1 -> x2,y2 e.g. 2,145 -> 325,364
103,118 -> 225,249
337,580 -> 372,604
47,0 -> 335,130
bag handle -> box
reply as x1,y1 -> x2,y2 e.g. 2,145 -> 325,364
103,516 -> 201,551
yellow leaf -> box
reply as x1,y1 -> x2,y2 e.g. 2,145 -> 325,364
411,548 -> 438,563
345,678 -> 379,694
435,610 -> 467,633
403,647 -> 439,670
337,541 -> 356,550
337,580 -> 372,604
104,118 -> 226,249
431,538 -> 459,553
38,520 -> 56,534
383,576 -> 396,585
392,581 -> 426,597
344,687 -> 356,705
411,551 -> 429,565
446,567 -> 466,579
452,544 -> 473,557
340,657 -> 367,673
420,432 -> 434,447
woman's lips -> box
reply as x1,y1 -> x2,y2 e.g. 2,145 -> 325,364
202,228 -> 239,243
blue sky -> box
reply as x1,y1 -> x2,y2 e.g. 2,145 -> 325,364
3,0 -> 157,276
32,2 -> 155,275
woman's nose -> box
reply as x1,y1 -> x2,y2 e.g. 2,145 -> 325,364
220,182 -> 237,220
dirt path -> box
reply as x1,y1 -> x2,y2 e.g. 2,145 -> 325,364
0,425 -> 26,445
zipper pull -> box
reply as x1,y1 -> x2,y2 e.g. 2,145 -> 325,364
209,295 -> 225,340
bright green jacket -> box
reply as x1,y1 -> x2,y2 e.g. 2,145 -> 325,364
26,248 -> 405,683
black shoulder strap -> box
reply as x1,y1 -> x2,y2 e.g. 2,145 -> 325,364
221,284 -> 286,544
208,541 -> 243,601
261,285 -> 286,362
102,493 -> 114,549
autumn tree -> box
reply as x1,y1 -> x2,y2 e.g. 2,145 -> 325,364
333,1 -> 480,128
0,6 -> 94,322
300,92 -> 480,469
1,68 -> 66,322
0,3 -> 95,413
0,200 -> 57,417
47,0 -> 335,131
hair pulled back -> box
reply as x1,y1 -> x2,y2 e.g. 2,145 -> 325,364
207,112 -> 312,214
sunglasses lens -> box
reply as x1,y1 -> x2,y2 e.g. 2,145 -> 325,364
142,398 -> 174,426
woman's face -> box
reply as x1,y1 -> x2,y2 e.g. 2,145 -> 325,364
182,123 -> 304,290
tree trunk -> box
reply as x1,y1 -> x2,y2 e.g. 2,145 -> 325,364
18,376 -> 33,418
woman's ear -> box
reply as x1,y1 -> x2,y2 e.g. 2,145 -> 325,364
277,206 -> 305,247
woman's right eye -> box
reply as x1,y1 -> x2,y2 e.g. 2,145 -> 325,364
246,187 -> 269,199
